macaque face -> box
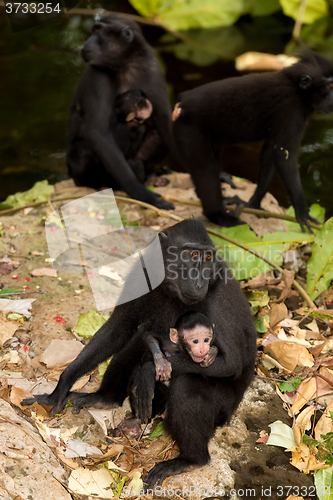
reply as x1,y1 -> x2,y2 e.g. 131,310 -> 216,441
170,325 -> 213,363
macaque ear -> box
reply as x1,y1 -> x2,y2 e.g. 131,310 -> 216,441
170,328 -> 179,344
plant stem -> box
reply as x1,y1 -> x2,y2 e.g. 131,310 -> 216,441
163,195 -> 322,230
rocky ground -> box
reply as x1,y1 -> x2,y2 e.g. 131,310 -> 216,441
0,174 -> 323,500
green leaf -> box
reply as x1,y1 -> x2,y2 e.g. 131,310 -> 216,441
314,467 -> 333,500
0,203 -> 12,211
129,0 -> 248,30
255,315 -> 269,333
280,0 -> 328,24
73,310 -> 110,339
245,290 -> 269,314
98,359 -> 110,379
306,217 -> 333,300
6,313 -> 23,321
316,445 -> 333,464
210,224 -> 314,281
148,421 -> 165,440
129,0 -> 162,17
284,203 -> 325,230
321,433 -> 333,453
309,309 -> 333,321
250,0 -> 281,16
266,420 -> 297,448
109,470 -> 129,498
164,25 -> 244,67
0,288 -> 22,295
303,434 -> 320,447
276,377 -> 301,393
3,180 -> 54,209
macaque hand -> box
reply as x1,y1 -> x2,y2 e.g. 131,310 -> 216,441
155,355 -> 172,381
200,346 -> 218,367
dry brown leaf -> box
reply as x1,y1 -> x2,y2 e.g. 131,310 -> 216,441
305,319 -> 320,333
309,340 -> 328,358
286,496 -> 305,500
10,386 -> 50,418
277,270 -> 295,303
264,341 -> 314,371
290,378 -> 317,415
289,425 -> 327,473
269,303 -> 288,328
31,267 -> 57,278
39,339 -> 83,369
315,400 -> 333,440
0,312 -> 20,346
295,406 -> 315,434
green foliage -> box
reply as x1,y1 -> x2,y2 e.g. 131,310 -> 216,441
210,224 -> 314,281
306,217 -> 333,300
245,290 -> 270,314
128,0 -> 249,30
129,0 -> 329,30
314,468 -> 333,500
255,315 -> 268,333
73,310 -> 110,339
2,180 -> 54,209
148,421 -> 166,440
280,0 -> 328,24
0,289 -> 22,295
164,25 -> 244,66
109,470 -> 129,498
250,0 -> 281,16
276,377 -> 301,392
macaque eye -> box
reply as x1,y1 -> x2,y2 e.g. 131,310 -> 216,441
121,27 -> 134,43
204,338 -> 210,343
191,251 -> 198,258
192,339 -> 199,344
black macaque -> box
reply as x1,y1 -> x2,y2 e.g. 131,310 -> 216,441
21,219 -> 257,488
149,311 -> 217,381
114,89 -> 166,184
128,311 -> 218,425
66,15 -> 174,210
172,51 -> 333,231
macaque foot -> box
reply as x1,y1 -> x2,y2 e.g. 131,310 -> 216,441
219,172 -> 236,188
70,392 -> 120,414
21,393 -> 69,417
207,210 -> 245,228
223,195 -> 245,206
153,196 -> 174,210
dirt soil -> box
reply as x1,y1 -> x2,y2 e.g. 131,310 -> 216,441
0,175 -> 317,500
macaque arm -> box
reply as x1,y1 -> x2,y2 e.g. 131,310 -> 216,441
145,334 -> 172,381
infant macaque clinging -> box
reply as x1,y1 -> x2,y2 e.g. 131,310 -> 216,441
146,311 -> 218,383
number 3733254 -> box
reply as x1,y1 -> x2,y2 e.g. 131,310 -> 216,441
5,3 -> 61,14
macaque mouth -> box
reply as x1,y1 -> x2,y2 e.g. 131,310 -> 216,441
191,355 -> 205,363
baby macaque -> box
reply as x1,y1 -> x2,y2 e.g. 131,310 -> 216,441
115,89 -> 165,184
146,311 -> 218,383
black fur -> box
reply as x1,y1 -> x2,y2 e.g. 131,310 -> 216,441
66,15 -> 174,210
172,51 -> 333,231
21,220 -> 257,487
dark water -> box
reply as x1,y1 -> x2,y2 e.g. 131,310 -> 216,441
1,3 -> 333,216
